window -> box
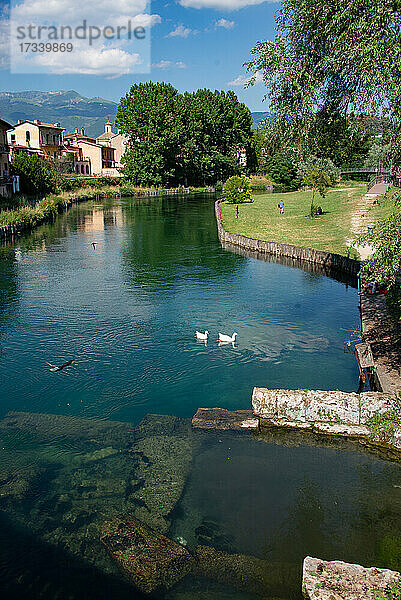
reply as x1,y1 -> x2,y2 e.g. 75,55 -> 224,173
10,134 -> 15,144
46,134 -> 49,144
86,165 -> 89,174
81,165 -> 85,174
26,131 -> 30,144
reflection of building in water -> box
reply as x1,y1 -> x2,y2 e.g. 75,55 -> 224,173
79,206 -> 123,234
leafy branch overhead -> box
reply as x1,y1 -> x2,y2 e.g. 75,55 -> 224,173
246,0 -> 401,129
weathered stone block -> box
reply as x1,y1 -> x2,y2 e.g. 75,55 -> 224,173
359,392 -> 394,424
192,408 -> 259,430
302,556 -> 400,600
306,391 -> 360,425
101,516 -> 195,595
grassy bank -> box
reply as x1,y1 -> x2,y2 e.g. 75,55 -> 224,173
220,185 -> 372,258
0,184 -> 118,227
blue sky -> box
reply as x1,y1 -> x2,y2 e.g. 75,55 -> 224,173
0,0 -> 280,110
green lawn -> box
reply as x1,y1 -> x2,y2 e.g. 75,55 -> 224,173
220,185 -> 369,259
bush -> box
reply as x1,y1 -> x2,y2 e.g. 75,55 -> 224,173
223,175 -> 252,203
12,153 -> 58,196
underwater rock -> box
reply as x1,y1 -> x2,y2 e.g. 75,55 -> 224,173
100,515 -> 195,595
302,556 -> 400,600
194,545 -> 299,598
0,412 -> 135,448
0,465 -> 44,501
127,415 -> 196,533
192,408 -> 259,431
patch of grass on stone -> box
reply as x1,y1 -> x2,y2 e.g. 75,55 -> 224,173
366,410 -> 401,433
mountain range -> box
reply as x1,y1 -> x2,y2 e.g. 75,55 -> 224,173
0,90 -> 268,136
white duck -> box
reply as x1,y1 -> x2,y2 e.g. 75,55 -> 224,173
195,330 -> 209,340
218,332 -> 238,343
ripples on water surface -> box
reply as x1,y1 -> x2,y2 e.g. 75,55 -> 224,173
1,195 -> 399,600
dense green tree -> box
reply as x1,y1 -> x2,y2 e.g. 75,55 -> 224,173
364,142 -> 394,168
116,82 -> 181,187
267,151 -> 300,191
12,153 -> 57,196
116,83 -> 253,187
298,156 -> 339,186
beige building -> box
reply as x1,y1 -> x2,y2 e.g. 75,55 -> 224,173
96,121 -> 128,170
7,120 -> 64,158
0,118 -> 12,197
64,127 -> 116,176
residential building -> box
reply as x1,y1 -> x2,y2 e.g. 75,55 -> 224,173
7,120 -> 64,158
0,118 -> 12,197
96,121 -> 128,170
64,127 -> 116,176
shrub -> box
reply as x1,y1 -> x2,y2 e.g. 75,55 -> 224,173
223,175 -> 252,203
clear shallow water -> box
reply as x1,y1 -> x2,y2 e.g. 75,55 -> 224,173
0,195 -> 359,423
1,195 -> 397,600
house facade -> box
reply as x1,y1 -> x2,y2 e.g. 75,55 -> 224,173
7,120 -> 64,158
0,118 -> 12,197
64,127 -> 116,176
96,121 -> 128,171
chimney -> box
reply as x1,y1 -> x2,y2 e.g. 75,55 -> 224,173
75,128 -> 78,134
81,128 -> 85,135
54,122 -> 61,127
34,119 -> 41,125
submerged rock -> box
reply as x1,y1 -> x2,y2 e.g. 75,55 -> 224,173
100,515 -> 195,595
194,545 -> 299,598
127,415 -> 196,533
0,465 -> 44,501
0,411 -> 135,448
302,556 -> 400,600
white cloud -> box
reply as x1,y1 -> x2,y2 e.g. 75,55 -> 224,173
152,59 -> 173,69
166,24 -> 192,38
8,0 -> 160,75
33,45 -> 142,75
152,59 -> 188,69
179,0 -> 271,10
228,70 -> 263,86
215,18 -> 235,28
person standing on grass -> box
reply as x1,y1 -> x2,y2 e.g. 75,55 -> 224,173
278,200 -> 284,214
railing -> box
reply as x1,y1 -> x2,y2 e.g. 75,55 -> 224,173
340,167 -> 391,175
366,174 -> 391,192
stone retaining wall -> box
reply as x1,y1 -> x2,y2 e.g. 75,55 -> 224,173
215,200 -> 360,276
252,387 -> 401,454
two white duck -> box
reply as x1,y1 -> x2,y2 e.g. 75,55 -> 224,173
195,331 -> 238,344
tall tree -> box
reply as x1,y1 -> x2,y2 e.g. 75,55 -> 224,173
116,84 -> 253,187
116,82 -> 181,187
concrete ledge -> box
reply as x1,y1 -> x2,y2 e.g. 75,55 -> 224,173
302,556 -> 400,600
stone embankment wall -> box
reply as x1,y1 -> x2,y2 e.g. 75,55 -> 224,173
252,387 -> 401,453
215,200 -> 360,276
